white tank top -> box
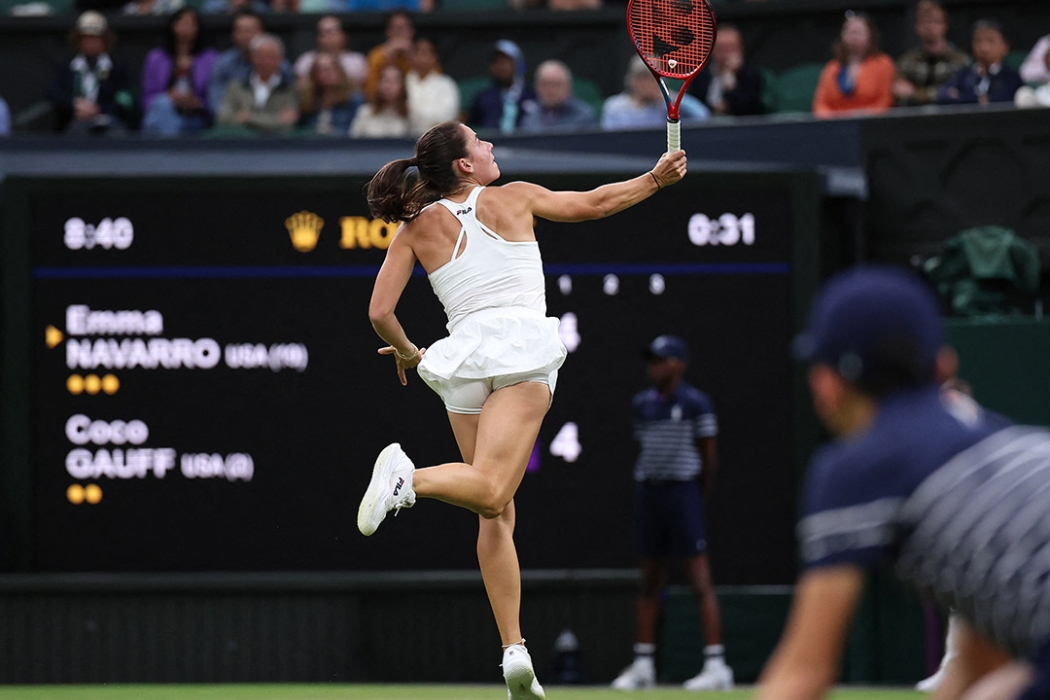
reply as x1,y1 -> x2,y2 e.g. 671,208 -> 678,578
426,186 -> 547,331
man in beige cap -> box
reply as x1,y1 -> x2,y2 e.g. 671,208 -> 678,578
46,11 -> 135,135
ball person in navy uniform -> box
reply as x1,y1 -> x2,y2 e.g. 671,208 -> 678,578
612,335 -> 734,691
757,265 -> 1050,700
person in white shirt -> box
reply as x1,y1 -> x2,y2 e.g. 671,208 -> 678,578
1020,34 -> 1050,86
405,37 -> 459,137
349,63 -> 409,138
294,15 -> 368,93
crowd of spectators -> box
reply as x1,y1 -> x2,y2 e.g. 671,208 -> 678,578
2,0 -> 1049,139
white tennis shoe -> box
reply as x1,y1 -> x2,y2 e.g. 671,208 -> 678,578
357,443 -> 416,536
683,661 -> 734,691
502,643 -> 546,700
611,657 -> 656,690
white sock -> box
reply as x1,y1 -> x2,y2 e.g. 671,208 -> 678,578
633,643 -> 656,665
704,644 -> 726,668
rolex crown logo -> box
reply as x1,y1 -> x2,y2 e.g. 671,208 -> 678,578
285,211 -> 324,252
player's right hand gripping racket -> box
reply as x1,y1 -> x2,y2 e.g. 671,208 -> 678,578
627,0 -> 717,152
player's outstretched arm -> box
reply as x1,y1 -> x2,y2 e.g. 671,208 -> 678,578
508,150 -> 687,223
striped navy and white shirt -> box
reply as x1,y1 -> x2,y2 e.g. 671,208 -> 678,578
798,385 -> 1050,659
632,383 -> 718,482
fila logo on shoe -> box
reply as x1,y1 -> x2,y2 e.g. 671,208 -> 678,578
393,477 -> 404,496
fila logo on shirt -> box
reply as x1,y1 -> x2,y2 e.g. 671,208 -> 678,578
456,207 -> 473,216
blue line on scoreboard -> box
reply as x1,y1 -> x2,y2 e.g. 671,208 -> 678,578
33,262 -> 790,279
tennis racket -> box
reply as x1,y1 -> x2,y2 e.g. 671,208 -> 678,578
627,0 -> 717,152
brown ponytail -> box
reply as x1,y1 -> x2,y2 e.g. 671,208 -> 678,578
366,121 -> 470,223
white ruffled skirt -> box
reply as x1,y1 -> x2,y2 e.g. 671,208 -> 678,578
418,306 -> 567,383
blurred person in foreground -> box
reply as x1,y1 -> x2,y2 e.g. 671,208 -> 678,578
756,264 -> 1050,700
298,52 -> 362,136
601,56 -> 708,130
690,24 -> 764,116
894,0 -> 970,108
0,97 -> 9,137
468,39 -> 538,134
611,335 -> 733,692
405,36 -> 459,137
294,15 -> 367,94
141,8 -> 219,136
938,20 -> 1023,106
217,34 -> 298,135
812,12 -> 895,118
47,11 -> 135,136
519,59 -> 597,132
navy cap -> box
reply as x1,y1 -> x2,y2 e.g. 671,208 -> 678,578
794,265 -> 943,387
645,335 -> 689,362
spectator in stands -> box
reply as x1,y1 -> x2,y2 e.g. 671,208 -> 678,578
519,60 -> 597,132
813,12 -> 895,118
467,39 -> 538,134
123,0 -> 184,16
298,52 -> 362,136
1015,50 -> 1050,107
217,34 -> 299,135
0,97 -> 10,137
601,55 -> 708,130
937,20 -> 1023,106
47,11 -> 135,136
208,10 -> 293,115
141,8 -> 219,137
405,37 -> 459,137
350,63 -> 410,138
294,16 -> 367,94
1020,33 -> 1050,86
364,11 -> 415,101
546,0 -> 601,10
690,25 -> 765,116
893,0 -> 970,107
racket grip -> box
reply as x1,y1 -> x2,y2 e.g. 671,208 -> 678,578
666,118 -> 680,152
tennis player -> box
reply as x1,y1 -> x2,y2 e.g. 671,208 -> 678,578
758,265 -> 1049,700
358,120 -> 687,699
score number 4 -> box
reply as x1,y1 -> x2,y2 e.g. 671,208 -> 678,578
64,217 -> 134,250
688,213 -> 755,247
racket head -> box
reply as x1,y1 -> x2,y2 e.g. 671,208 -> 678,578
627,0 -> 717,118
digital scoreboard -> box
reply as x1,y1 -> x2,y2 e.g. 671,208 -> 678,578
2,170 -> 820,582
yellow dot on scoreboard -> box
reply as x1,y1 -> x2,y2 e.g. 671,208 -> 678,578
85,484 -> 103,504
84,374 -> 102,395
67,484 -> 85,504
67,375 -> 84,394
101,374 -> 120,395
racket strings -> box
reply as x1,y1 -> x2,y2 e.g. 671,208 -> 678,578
628,0 -> 715,77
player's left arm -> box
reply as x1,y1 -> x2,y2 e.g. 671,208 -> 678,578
503,151 -> 686,223
755,565 -> 866,700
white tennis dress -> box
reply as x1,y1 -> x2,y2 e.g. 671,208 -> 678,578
416,186 -> 566,409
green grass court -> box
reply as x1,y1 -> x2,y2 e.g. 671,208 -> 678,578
0,686 -> 926,700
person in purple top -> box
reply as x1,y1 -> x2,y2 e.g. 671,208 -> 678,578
757,265 -> 1050,700
141,8 -> 219,136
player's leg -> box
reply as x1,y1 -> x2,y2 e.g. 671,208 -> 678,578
412,382 -> 550,517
